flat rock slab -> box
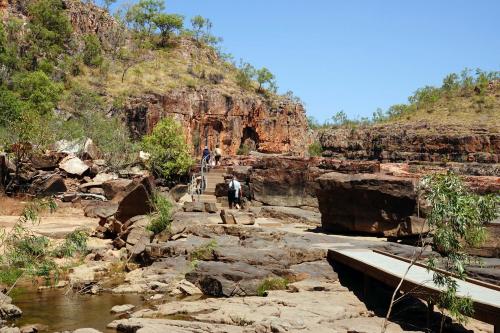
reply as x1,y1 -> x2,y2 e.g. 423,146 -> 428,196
0,216 -> 98,239
261,206 -> 321,226
110,304 -> 135,314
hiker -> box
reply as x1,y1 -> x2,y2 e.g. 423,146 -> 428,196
227,175 -> 242,209
201,146 -> 211,165
214,145 -> 222,166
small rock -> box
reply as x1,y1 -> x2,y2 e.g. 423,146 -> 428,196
110,304 -> 135,314
72,329 -> 103,333
59,155 -> 89,176
220,210 -> 235,224
204,202 -> 218,213
177,279 -> 202,296
0,303 -> 22,319
89,187 -> 105,196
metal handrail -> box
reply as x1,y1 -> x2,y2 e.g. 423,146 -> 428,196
188,156 -> 211,202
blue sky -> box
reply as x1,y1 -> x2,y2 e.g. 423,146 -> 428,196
103,0 -> 500,122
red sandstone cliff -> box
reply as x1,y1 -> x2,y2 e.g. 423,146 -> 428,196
125,89 -> 310,156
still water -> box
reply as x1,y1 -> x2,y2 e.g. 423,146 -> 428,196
11,288 -> 144,332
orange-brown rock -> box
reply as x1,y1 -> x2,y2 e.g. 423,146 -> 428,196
319,121 -> 500,164
125,89 -> 310,155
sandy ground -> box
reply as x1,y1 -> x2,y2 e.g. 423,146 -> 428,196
0,196 -> 98,238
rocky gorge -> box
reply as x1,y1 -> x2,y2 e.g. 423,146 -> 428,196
0,0 -> 499,332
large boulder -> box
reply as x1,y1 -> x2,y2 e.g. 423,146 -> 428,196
30,152 -> 65,170
249,157 -> 326,207
113,177 -> 155,223
30,174 -> 67,195
102,179 -> 133,200
59,155 -> 89,176
316,172 -> 423,237
185,261 -> 277,297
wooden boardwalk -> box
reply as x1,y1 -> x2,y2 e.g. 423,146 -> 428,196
328,249 -> 500,331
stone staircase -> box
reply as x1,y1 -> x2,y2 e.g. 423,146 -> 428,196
197,167 -> 226,205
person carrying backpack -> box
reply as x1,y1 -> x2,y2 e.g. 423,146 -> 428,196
227,175 -> 242,209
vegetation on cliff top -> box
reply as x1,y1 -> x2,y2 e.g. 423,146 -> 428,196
309,69 -> 500,130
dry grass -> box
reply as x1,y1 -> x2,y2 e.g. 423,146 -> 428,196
77,42 -> 247,100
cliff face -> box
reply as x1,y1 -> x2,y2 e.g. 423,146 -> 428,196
63,0 -> 123,48
125,89 -> 310,155
319,122 -> 500,164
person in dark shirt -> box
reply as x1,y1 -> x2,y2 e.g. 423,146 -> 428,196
202,146 -> 210,164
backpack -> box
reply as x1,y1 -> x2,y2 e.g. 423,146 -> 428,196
228,180 -> 236,197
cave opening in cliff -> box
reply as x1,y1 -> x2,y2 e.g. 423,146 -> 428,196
240,127 -> 260,152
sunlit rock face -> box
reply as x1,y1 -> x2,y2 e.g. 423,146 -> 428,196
319,122 -> 500,164
124,88 -> 311,156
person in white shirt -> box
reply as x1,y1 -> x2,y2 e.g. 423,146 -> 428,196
214,145 -> 222,166
227,175 -> 242,209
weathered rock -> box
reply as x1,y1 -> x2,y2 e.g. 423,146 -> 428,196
319,121 -> 500,164
261,206 -> 321,226
83,201 -> 118,219
72,329 -> 103,333
30,174 -> 67,195
220,210 -> 235,224
316,172 -> 421,237
185,261 -> 277,297
110,304 -> 135,314
102,179 -> 133,200
231,211 -> 255,225
204,202 -> 218,213
113,177 -> 154,223
169,184 -> 188,202
0,303 -> 22,320
125,88 -> 310,155
82,138 -> 99,160
59,155 -> 89,176
177,279 -> 203,295
183,201 -> 205,212
93,173 -> 118,183
249,157 -> 327,207
30,152 -> 65,170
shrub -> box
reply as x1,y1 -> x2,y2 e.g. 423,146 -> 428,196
27,0 -> 72,61
237,143 -> 250,156
256,278 -> 289,296
141,117 -> 193,180
51,230 -> 89,258
82,34 -> 103,67
236,61 -> 256,90
12,70 -> 63,115
147,192 -> 173,234
0,86 -> 23,126
308,141 -> 323,157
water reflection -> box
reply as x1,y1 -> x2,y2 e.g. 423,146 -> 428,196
12,288 -> 143,332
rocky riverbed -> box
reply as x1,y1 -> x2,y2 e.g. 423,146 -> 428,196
0,196 -> 495,333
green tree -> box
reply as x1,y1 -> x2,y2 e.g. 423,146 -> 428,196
382,172 -> 499,332
82,34 -> 103,67
256,67 -> 275,92
12,71 -> 63,115
190,15 -> 208,42
152,13 -> 184,47
141,117 -> 193,180
0,87 -> 23,127
27,0 -> 72,63
236,61 -> 256,90
125,0 -> 165,33
331,110 -> 348,126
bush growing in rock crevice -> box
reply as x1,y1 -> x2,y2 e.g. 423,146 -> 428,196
141,117 -> 193,180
